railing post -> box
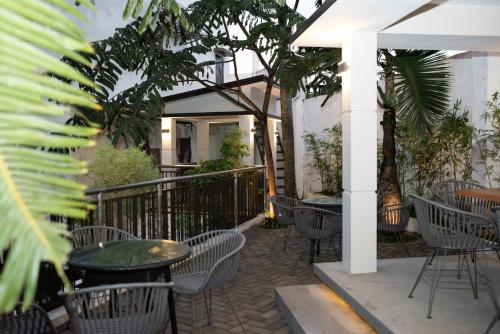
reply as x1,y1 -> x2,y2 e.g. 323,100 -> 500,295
97,192 -> 103,226
234,172 -> 238,228
156,184 -> 162,238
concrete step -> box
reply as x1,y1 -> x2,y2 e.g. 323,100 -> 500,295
275,284 -> 376,334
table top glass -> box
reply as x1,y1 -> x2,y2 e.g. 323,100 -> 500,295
68,239 -> 191,272
301,197 -> 342,206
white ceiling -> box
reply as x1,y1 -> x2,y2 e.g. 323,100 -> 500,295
292,0 -> 500,52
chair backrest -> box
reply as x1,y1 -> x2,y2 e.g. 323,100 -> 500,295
71,226 -> 138,249
0,303 -> 57,334
293,206 -> 342,241
270,195 -> 299,227
411,195 -> 498,250
60,282 -> 173,334
176,230 -> 246,290
431,180 -> 496,218
377,202 -> 412,232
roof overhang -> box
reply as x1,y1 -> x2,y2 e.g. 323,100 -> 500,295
291,0 -> 500,52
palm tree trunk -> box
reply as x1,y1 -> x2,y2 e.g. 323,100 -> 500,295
280,88 -> 297,198
261,117 -> 277,197
378,107 -> 402,208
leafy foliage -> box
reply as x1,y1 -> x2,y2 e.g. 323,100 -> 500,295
396,102 -> 475,198
0,0 -> 98,311
477,92 -> 500,187
303,124 -> 342,195
124,0 -> 190,33
88,141 -> 160,188
220,129 -> 249,168
380,50 -> 451,132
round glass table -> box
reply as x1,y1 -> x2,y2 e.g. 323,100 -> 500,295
68,239 -> 191,334
301,197 -> 342,213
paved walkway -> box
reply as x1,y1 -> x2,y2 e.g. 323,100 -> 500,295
61,226 -> 428,333
176,227 -> 428,333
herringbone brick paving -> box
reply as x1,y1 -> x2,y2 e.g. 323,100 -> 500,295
61,226 -> 428,333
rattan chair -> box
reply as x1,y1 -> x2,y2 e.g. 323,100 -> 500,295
408,195 -> 499,321
293,206 -> 342,265
269,195 -> 300,253
377,202 -> 412,257
60,282 -> 173,334
0,303 -> 57,334
171,230 -> 246,333
71,226 -> 138,249
431,180 -> 498,219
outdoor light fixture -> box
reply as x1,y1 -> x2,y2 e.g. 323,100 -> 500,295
251,128 -> 256,132
275,131 -> 279,135
162,129 -> 170,134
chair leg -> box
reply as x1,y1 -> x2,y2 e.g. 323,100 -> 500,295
191,293 -> 206,334
395,232 -> 410,258
464,252 -> 479,299
427,249 -> 446,319
203,289 -> 212,325
409,250 -> 435,298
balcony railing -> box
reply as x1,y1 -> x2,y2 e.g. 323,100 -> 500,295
18,166 -> 266,311
84,166 -> 266,241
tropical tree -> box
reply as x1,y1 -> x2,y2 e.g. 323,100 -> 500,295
377,50 -> 450,208
0,0 -> 99,311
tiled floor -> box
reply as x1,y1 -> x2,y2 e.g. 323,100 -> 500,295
60,226 -> 428,333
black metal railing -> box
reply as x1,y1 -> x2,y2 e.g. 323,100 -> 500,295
158,164 -> 196,179
27,166 -> 265,311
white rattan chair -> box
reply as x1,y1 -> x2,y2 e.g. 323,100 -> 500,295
60,282 -> 173,334
71,226 -> 138,249
0,303 -> 57,334
171,230 -> 246,333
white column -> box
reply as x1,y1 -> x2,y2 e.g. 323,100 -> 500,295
239,115 -> 255,165
161,117 -> 176,165
196,120 -> 210,161
341,31 -> 378,274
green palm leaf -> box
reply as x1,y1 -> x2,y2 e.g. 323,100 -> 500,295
0,0 -> 99,312
388,50 -> 451,132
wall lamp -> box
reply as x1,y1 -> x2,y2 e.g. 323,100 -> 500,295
250,128 -> 256,133
162,129 -> 170,134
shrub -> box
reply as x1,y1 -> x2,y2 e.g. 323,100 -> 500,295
88,141 -> 160,188
303,124 -> 342,195
220,128 -> 249,168
396,101 -> 475,198
477,92 -> 500,187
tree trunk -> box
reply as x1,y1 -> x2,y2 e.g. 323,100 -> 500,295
280,88 -> 297,198
261,117 -> 277,197
378,107 -> 402,208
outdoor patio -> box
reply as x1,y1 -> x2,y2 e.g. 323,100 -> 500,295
56,225 -> 428,334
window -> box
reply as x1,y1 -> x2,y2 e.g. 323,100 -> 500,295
215,52 -> 224,85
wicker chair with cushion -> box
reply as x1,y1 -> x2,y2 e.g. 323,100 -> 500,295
293,206 -> 342,264
269,195 -> 300,253
408,195 -> 499,323
71,226 -> 137,250
171,230 -> 246,333
60,282 -> 173,334
431,180 -> 498,219
0,303 -> 57,334
377,202 -> 413,257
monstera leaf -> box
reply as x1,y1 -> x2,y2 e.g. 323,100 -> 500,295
0,0 -> 99,311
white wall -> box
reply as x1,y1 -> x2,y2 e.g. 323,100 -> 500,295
293,92 -> 342,198
448,51 -> 500,186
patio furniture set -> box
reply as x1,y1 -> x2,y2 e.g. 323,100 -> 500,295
410,180 -> 500,333
270,194 -> 412,263
0,228 -> 246,334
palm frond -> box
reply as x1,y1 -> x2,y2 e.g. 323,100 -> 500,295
389,50 -> 450,132
0,0 -> 98,312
